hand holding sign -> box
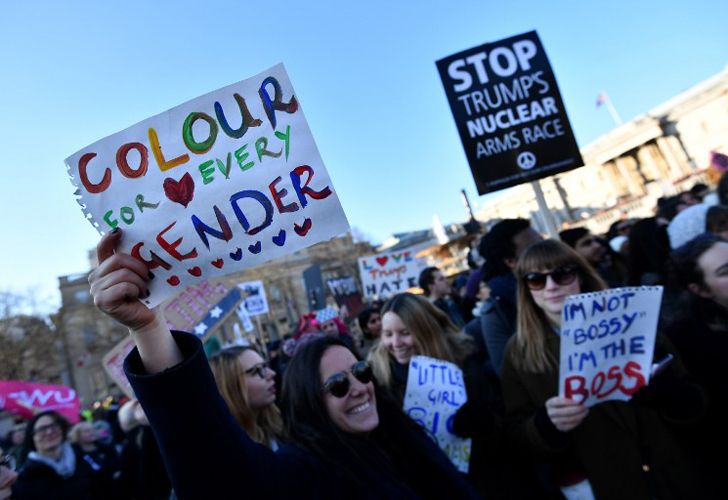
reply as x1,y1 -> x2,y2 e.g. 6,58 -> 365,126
545,396 -> 589,432
89,229 -> 156,331
90,229 -> 183,374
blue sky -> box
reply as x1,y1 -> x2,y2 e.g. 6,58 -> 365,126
1,0 -> 726,310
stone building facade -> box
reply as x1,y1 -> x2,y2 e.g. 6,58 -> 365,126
474,67 -> 728,234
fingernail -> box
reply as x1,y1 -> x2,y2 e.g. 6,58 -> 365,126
111,227 -> 120,234
148,271 -> 155,280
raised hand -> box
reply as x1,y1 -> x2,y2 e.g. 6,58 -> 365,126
89,228 -> 182,373
89,228 -> 156,331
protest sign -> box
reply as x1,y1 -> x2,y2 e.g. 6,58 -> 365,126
437,31 -> 584,194
358,249 -> 427,299
403,355 -> 471,473
102,285 -> 243,397
326,276 -> 364,318
235,306 -> 255,333
66,64 -> 349,308
238,280 -> 269,316
164,280 -> 229,331
326,276 -> 358,299
559,287 -> 663,407
101,336 -> 137,399
0,381 -> 80,423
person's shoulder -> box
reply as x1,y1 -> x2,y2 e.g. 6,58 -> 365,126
272,443 -> 329,493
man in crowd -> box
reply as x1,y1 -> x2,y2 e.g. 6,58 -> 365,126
477,219 -> 542,376
419,266 -> 465,327
559,227 -> 627,287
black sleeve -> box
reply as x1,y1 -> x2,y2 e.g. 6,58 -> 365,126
124,331 -> 309,498
630,334 -> 707,423
451,355 -> 500,438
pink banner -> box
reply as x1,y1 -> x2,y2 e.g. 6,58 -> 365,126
0,381 -> 80,423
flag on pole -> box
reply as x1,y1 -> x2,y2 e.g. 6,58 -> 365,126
710,151 -> 728,173
596,91 -> 606,108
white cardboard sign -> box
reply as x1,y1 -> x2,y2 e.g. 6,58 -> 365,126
559,287 -> 663,407
403,355 -> 472,473
238,280 -> 269,316
357,248 -> 427,299
66,64 -> 349,307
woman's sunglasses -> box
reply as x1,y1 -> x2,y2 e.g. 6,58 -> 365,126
323,361 -> 373,398
523,265 -> 578,291
244,362 -> 270,379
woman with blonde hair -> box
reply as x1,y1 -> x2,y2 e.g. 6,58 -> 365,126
209,346 -> 283,449
368,293 -> 472,398
369,292 -> 530,499
502,239 -> 711,499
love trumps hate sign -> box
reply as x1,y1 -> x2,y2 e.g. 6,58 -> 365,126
358,249 -> 427,299
66,64 -> 350,307
558,287 -> 663,407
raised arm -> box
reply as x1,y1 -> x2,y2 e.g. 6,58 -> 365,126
89,228 -> 182,373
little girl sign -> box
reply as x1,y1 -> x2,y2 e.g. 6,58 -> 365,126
66,64 -> 349,307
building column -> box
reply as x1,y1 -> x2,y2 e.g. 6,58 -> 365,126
603,161 -> 626,197
614,156 -> 643,196
636,145 -> 661,182
656,136 -> 688,178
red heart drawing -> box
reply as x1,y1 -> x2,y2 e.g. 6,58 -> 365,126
294,218 -> 313,236
163,173 -> 195,208
376,256 -> 388,267
212,258 -> 224,269
187,266 -> 202,277
167,276 -> 180,286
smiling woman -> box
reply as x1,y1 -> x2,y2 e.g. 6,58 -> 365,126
367,292 -> 533,498
11,411 -> 99,500
87,230 -> 478,499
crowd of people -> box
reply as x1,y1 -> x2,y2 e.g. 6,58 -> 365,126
0,398 -> 172,500
1,174 -> 727,499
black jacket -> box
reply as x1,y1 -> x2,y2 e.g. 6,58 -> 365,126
12,445 -> 95,500
125,331 -> 478,499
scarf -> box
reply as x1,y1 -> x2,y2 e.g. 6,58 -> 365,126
28,442 -> 76,478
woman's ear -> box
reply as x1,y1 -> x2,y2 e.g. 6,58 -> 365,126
687,282 -> 713,299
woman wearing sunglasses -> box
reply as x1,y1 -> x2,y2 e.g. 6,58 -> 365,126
502,239 -> 710,499
88,229 -> 478,499
209,346 -> 283,449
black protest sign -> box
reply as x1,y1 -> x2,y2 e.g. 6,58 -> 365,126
437,31 -> 583,194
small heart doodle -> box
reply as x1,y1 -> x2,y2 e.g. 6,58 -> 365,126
229,248 -> 243,261
272,229 -> 286,247
248,241 -> 262,254
293,218 -> 313,237
163,172 -> 195,208
187,266 -> 202,277
212,258 -> 224,269
376,256 -> 389,267
167,276 -> 180,286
